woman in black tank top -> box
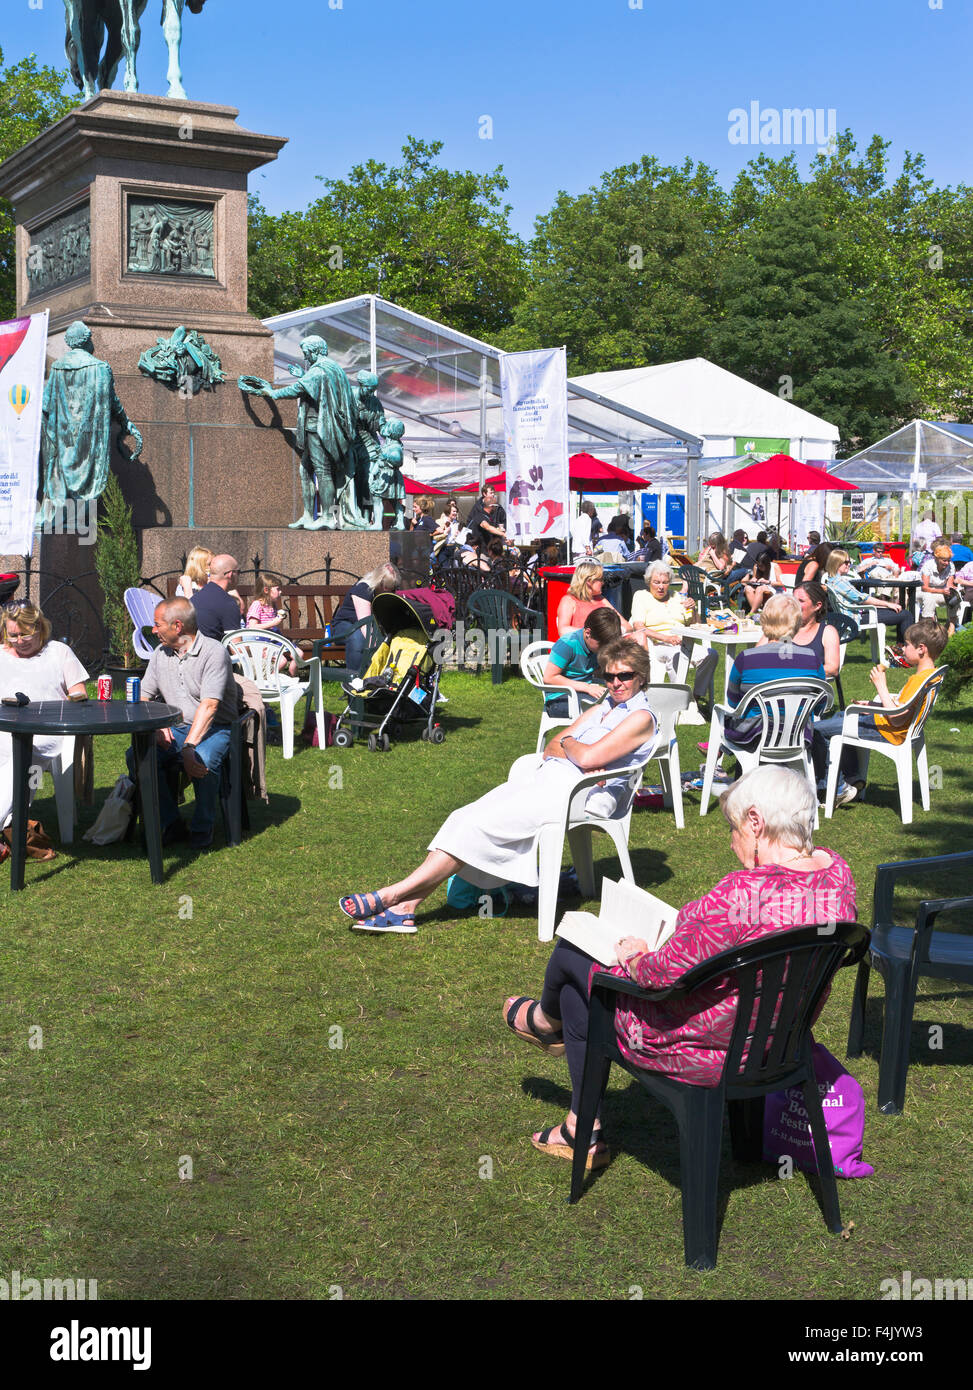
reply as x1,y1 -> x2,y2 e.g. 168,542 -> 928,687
792,579 -> 839,677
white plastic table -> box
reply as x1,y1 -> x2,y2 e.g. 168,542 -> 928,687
682,622 -> 765,701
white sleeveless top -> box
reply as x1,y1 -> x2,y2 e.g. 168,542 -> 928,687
571,689 -> 658,815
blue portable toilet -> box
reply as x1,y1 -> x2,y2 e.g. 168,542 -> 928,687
641,494 -> 659,529
665,493 -> 686,541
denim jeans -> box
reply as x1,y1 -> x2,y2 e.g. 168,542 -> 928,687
811,711 -> 885,787
127,722 -> 232,835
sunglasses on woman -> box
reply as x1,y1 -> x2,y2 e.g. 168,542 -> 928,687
605,670 -> 637,683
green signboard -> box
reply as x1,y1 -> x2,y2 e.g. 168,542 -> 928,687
734,437 -> 789,457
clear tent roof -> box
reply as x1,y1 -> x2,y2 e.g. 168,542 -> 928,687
263,295 -> 701,466
827,420 -> 973,491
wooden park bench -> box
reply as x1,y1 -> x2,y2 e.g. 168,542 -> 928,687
164,579 -> 352,664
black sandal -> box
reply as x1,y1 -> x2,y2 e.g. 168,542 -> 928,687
531,1123 -> 610,1170
503,996 -> 566,1056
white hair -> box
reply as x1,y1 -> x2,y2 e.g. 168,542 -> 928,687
720,766 -> 817,853
644,560 -> 671,585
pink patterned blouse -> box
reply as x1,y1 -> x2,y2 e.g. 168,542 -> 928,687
604,853 -> 856,1087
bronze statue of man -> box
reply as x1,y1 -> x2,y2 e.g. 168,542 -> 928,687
41,320 -> 143,505
239,336 -> 358,529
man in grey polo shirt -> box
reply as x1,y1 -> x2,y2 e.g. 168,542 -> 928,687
130,598 -> 238,849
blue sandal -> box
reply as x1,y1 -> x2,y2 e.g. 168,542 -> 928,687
338,891 -> 385,921
350,909 -> 417,935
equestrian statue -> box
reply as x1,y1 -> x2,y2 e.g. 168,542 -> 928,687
63,0 -> 208,102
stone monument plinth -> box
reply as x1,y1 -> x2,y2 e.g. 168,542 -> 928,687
0,91 -> 390,588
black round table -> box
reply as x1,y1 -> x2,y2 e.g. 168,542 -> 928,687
0,699 -> 182,891
852,575 -> 920,610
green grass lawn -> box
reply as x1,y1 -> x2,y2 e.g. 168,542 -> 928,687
2,639 -> 971,1301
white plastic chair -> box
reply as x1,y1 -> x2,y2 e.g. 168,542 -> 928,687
851,606 -> 886,661
535,759 -> 645,942
222,632 -> 321,759
520,639 -> 586,755
643,683 -> 691,828
823,668 -> 946,826
33,738 -> 76,843
699,678 -> 833,817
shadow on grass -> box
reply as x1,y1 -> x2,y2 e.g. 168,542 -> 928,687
519,1071 -> 838,1254
849,995 -> 973,1070
24,792 -> 303,886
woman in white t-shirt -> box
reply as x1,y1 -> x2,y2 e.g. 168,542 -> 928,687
0,602 -> 89,856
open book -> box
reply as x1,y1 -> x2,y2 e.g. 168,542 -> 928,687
555,876 -> 677,967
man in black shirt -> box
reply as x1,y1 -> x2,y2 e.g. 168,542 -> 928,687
466,484 -> 507,550
191,553 -> 245,640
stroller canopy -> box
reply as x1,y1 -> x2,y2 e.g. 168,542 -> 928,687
372,590 -> 441,643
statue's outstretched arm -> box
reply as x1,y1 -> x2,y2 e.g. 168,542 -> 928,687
111,385 -> 143,460
262,379 -> 306,402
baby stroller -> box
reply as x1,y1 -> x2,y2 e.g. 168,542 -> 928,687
332,589 -> 448,751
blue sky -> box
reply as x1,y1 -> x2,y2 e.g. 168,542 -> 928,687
4,0 -> 970,238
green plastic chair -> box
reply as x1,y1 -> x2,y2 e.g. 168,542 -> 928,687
466,589 -> 545,685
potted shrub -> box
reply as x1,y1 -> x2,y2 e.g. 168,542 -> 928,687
94,472 -> 144,676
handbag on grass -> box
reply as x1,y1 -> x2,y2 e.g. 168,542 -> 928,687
2,818 -> 56,861
762,1041 -> 874,1178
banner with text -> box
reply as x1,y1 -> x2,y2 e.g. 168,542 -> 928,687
500,346 -> 569,542
0,311 -> 48,555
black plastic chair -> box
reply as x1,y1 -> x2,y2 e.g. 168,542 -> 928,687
466,588 -> 544,685
219,707 -> 257,847
827,612 -> 857,710
847,852 -> 973,1114
131,707 -> 256,849
570,922 -> 869,1269
676,564 -> 711,621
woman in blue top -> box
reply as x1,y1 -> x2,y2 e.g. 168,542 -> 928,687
825,549 -> 913,643
339,640 -> 658,934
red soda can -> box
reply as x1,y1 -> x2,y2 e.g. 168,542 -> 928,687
97,675 -> 113,701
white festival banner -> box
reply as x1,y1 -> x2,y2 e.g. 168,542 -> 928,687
0,311 -> 49,555
499,346 -> 569,542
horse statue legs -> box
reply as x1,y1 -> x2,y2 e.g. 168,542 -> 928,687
63,0 -> 101,100
162,0 -> 188,99
117,0 -> 147,93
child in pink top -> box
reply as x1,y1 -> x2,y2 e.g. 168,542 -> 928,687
246,573 -> 297,677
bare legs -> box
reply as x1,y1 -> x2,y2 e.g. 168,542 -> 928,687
370,849 -> 464,915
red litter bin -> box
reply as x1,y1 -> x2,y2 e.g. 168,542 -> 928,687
540,566 -> 575,641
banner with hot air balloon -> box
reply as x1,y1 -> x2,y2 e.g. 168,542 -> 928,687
0,311 -> 48,555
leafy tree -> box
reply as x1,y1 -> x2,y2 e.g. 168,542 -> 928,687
804,135 -> 973,422
711,191 -> 917,450
499,156 -> 728,371
248,137 -> 527,338
727,136 -> 973,425
0,47 -> 75,320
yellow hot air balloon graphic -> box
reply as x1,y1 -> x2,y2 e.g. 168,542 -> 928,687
8,384 -> 29,416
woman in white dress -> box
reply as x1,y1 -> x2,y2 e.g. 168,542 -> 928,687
339,639 -> 658,934
0,602 -> 89,860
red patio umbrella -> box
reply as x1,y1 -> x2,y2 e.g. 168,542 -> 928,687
705,454 -> 854,493
402,477 -> 450,496
453,456 -> 649,494
567,452 -> 650,492
704,453 -> 855,535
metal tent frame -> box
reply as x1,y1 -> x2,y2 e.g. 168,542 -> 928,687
262,295 -> 703,522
